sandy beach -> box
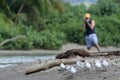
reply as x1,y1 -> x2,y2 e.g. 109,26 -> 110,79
0,43 -> 119,56
0,43 -> 120,80
0,56 -> 120,80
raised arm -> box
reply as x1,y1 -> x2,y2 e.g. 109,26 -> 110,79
82,20 -> 85,32
86,20 -> 95,30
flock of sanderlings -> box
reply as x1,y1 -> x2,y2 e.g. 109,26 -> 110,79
59,59 -> 109,75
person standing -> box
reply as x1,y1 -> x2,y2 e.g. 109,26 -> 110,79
82,13 -> 100,52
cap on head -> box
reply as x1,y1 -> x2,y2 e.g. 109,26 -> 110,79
85,13 -> 91,18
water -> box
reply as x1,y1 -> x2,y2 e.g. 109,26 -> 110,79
0,55 -> 55,68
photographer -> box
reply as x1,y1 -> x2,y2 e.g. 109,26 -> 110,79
82,13 -> 100,52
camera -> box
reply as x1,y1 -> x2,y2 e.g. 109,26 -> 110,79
85,17 -> 88,19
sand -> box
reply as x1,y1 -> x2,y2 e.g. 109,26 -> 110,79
0,43 -> 120,80
0,56 -> 120,80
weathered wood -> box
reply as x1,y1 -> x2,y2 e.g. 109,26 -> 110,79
56,49 -> 90,59
25,49 -> 120,75
56,49 -> 120,59
89,50 -> 120,56
25,58 -> 79,75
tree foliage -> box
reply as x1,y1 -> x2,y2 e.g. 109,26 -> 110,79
0,0 -> 120,49
89,0 -> 119,16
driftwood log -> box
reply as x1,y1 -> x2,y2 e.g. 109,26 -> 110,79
25,58 -> 79,75
56,49 -> 90,59
56,49 -> 120,59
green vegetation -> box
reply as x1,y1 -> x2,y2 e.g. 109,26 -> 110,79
0,0 -> 120,50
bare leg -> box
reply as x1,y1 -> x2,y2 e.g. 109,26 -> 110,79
94,43 -> 100,52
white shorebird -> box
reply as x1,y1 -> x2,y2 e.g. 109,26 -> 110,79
66,65 -> 77,79
84,61 -> 91,72
60,63 -> 66,70
76,61 -> 84,68
67,66 -> 77,74
101,59 -> 109,71
66,65 -> 71,70
94,59 -> 102,71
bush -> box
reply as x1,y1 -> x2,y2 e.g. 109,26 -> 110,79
39,29 -> 66,49
94,15 -> 120,47
45,4 -> 86,44
89,0 -> 119,16
0,25 -> 67,50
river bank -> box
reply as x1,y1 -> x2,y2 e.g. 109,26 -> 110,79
0,43 -> 119,56
0,43 -> 83,56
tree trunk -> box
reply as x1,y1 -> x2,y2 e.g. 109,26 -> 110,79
14,0 -> 26,23
17,0 -> 26,14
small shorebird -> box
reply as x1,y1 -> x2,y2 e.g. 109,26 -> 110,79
76,61 -> 84,68
60,63 -> 66,70
68,66 -> 77,74
94,59 -> 102,71
101,59 -> 109,71
65,65 -> 71,70
84,61 -> 91,72
66,65 -> 77,80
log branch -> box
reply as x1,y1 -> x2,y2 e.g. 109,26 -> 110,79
0,35 -> 26,46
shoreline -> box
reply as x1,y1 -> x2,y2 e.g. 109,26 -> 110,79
0,43 -> 82,56
0,43 -> 119,56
